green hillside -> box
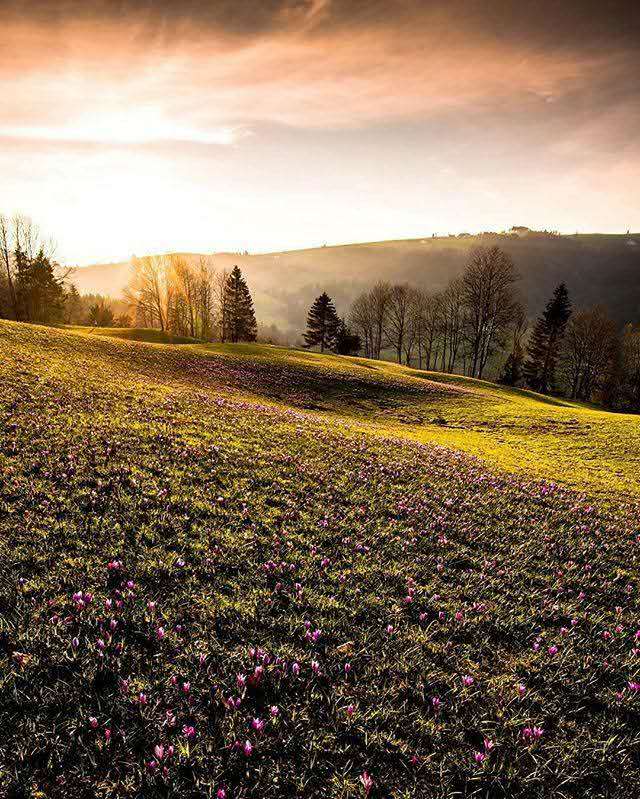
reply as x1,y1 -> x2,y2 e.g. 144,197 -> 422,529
1,320 -> 639,798
47,323 -> 640,498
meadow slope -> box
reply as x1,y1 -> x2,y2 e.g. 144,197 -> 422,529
1,321 -> 640,798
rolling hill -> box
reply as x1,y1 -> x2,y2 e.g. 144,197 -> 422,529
1,319 -> 639,797
70,232 -> 640,340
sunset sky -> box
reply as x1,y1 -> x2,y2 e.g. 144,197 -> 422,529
2,0 -> 639,265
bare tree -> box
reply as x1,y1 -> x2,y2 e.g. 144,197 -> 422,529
439,278 -> 466,373
125,255 -> 170,331
370,281 -> 392,359
561,306 -> 618,400
385,283 -> 414,364
0,215 -> 18,319
350,292 -> 375,358
462,246 -> 520,378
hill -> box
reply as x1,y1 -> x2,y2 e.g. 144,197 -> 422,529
70,232 -> 640,339
1,320 -> 639,797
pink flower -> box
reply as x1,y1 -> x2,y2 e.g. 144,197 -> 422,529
156,627 -> 165,640
243,739 -> 253,757
474,751 -> 486,764
462,675 -> 474,687
548,645 -> 558,656
270,705 -> 279,717
517,683 -> 526,697
182,725 -> 196,740
386,624 -> 394,635
217,790 -> 226,799
89,717 -> 98,729
346,704 -> 355,717
154,744 -> 164,760
251,718 -> 265,733
360,771 -> 374,796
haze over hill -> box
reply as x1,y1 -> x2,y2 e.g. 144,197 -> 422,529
71,231 -> 640,340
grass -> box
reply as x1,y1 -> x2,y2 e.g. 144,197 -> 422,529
67,326 -> 202,345
191,340 -> 640,500
1,320 -> 639,798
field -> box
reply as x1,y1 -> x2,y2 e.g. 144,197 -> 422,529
1,321 -> 640,798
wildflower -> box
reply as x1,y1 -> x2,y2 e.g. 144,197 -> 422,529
346,704 -> 355,717
154,744 -> 164,760
360,771 -> 374,796
182,725 -> 196,740
156,627 -> 165,640
462,675 -> 474,687
251,717 -> 265,733
474,752 -> 486,764
243,739 -> 253,757
548,645 -> 558,656
270,705 -> 279,717
89,717 -> 98,729
517,683 -> 526,698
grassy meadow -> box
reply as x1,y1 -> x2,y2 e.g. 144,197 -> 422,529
1,320 -> 640,798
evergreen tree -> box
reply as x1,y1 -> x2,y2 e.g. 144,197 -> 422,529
524,283 -> 572,393
15,247 -> 65,324
64,284 -> 82,324
303,292 -> 339,352
222,265 -> 257,343
333,318 -> 361,356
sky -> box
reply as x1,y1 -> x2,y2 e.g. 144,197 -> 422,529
1,0 -> 639,265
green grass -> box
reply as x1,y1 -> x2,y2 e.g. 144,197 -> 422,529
1,320 -> 639,798
67,326 -> 201,345
53,325 -> 640,499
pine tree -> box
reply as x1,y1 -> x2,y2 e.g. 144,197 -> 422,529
333,318 -> 361,356
222,266 -> 257,343
524,283 -> 572,393
303,292 -> 339,352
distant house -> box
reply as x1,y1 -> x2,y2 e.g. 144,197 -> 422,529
510,226 -> 531,237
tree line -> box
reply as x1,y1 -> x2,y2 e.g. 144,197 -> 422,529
303,245 -> 640,411
0,214 -> 259,343
125,255 -> 257,342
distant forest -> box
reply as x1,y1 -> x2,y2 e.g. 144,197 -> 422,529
2,215 -> 639,411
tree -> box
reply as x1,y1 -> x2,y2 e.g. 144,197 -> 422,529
88,299 -> 115,327
349,292 -> 375,358
462,247 -> 520,378
524,283 -> 572,393
15,248 -> 66,324
333,318 -> 361,356
303,292 -> 339,352
64,283 -> 83,324
561,306 -> 618,401
125,255 -> 170,331
385,284 -> 414,364
499,304 -> 528,386
222,265 -> 257,343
